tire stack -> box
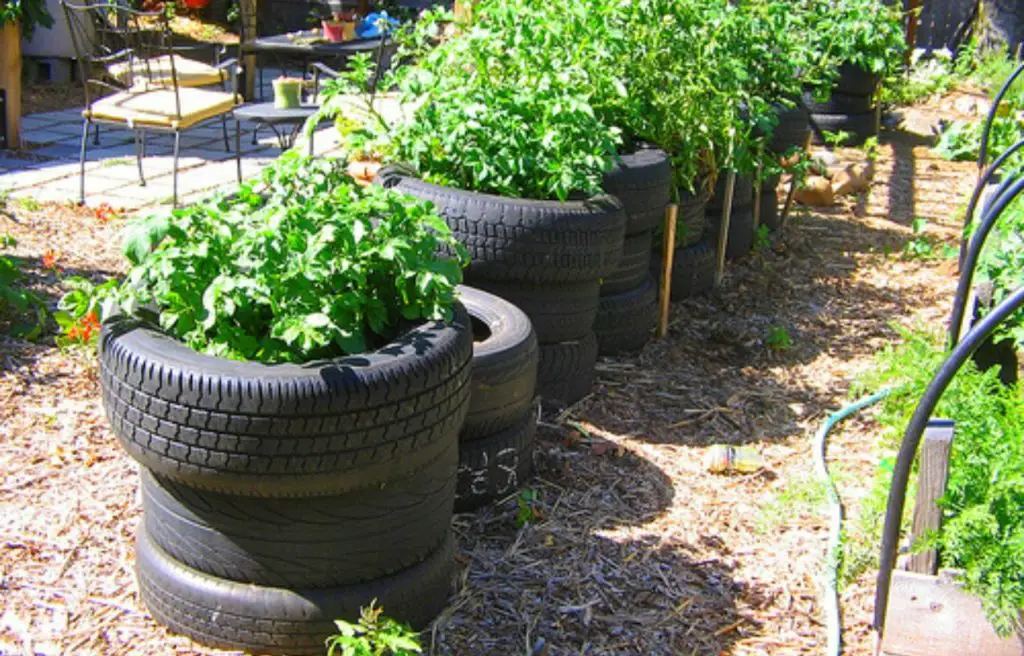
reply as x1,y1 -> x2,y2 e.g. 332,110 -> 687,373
596,146 -> 672,354
651,182 -> 715,301
377,168 -> 628,408
764,101 -> 811,233
706,173 -> 755,260
100,315 -> 473,655
808,62 -> 881,146
456,286 -> 539,511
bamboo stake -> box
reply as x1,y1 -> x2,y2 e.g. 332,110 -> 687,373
657,203 -> 679,338
780,129 -> 814,230
713,171 -> 736,287
752,161 -> 763,231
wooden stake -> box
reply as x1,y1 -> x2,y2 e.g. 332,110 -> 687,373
0,22 -> 22,149
752,161 -> 763,231
454,0 -> 475,22
780,130 -> 814,230
713,171 -> 736,288
907,421 -> 954,575
240,0 -> 257,101
657,203 -> 678,338
905,0 -> 921,69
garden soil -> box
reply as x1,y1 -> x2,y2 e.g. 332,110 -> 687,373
0,95 -> 981,655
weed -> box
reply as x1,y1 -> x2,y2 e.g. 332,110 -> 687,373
325,600 -> 422,656
753,224 -> 771,251
861,136 -> 879,162
756,475 -> 828,534
765,325 -> 793,351
902,217 -> 937,259
516,487 -> 540,527
100,157 -> 135,168
821,130 -> 852,149
18,197 -> 41,212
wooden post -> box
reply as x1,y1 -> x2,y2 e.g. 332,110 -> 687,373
907,420 -> 955,575
905,0 -> 921,68
0,22 -> 22,149
454,0 -> 475,22
657,203 -> 678,338
240,0 -> 257,100
780,130 -> 814,230
752,161 -> 763,231
713,171 -> 735,287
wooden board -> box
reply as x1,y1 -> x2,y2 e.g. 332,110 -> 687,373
907,422 -> 954,575
881,570 -> 1024,656
0,22 -> 21,148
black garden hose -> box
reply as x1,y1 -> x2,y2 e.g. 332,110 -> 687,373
977,61 -> 1024,172
957,136 -> 1024,268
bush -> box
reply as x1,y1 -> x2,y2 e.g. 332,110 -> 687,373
65,153 -> 466,364
0,236 -> 47,340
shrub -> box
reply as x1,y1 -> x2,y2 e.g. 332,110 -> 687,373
64,153 -> 466,364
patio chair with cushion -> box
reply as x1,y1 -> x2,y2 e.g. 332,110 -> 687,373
61,1 -> 243,206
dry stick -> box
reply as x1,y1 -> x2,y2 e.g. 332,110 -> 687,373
714,171 -> 736,287
657,203 -> 679,338
779,130 -> 814,230
752,161 -> 763,231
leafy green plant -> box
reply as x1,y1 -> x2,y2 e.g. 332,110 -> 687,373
974,198 -> 1024,347
851,327 -> 1024,635
516,487 -> 540,527
325,601 -> 422,656
821,129 -> 853,149
903,218 -> 935,259
753,224 -> 771,251
0,0 -> 54,40
62,153 -> 467,364
934,117 -> 1023,166
765,325 -> 792,351
0,238 -> 47,340
18,197 -> 41,212
862,136 -> 879,162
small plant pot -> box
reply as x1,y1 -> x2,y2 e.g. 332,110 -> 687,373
322,19 -> 357,42
182,0 -> 210,8
272,78 -> 303,110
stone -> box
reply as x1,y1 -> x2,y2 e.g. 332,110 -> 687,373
832,163 -> 873,197
794,175 -> 834,206
813,150 -> 840,170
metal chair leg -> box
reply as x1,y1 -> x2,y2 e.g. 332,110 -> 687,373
78,120 -> 89,205
92,123 -> 100,146
221,114 -> 230,152
235,120 -> 242,183
172,131 -> 180,208
134,130 -> 146,187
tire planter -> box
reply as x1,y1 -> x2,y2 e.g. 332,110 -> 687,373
834,62 -> 881,97
760,176 -> 781,232
140,442 -> 455,587
809,108 -> 880,147
376,167 -> 627,284
707,174 -> 753,212
456,411 -> 537,512
600,230 -> 652,295
801,89 -> 875,115
458,285 -> 538,440
651,238 -> 715,301
100,306 -> 473,498
602,145 -> 673,235
471,279 -> 599,345
675,184 -> 712,247
137,526 -> 455,655
594,276 -> 658,355
708,206 -> 755,260
536,332 -> 598,407
770,102 -> 810,154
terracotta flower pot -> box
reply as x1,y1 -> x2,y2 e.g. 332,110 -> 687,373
322,18 -> 357,42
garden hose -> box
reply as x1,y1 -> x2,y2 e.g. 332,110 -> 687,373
813,388 -> 891,656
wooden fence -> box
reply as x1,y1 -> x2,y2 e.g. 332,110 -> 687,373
913,0 -> 978,52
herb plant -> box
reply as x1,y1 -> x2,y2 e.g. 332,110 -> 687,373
974,198 -> 1024,347
325,601 -> 422,656
0,240 -> 47,340
63,153 -> 466,364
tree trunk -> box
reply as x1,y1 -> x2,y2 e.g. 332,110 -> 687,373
978,0 -> 1024,58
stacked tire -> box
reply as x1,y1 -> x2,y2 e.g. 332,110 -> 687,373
377,167 -> 627,407
596,146 -> 671,354
707,173 -> 755,260
651,182 -> 715,301
808,62 -> 881,146
100,312 -> 473,655
456,286 -> 539,511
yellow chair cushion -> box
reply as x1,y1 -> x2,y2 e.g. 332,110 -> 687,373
85,87 -> 240,130
107,55 -> 227,88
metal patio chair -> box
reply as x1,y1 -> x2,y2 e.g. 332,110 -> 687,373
62,1 -> 243,206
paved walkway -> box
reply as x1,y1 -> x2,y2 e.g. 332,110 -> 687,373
0,74 -> 343,211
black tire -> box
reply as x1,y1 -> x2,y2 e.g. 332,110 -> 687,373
770,103 -> 810,154
376,168 -> 627,283
759,182 -> 781,232
834,62 -> 880,97
455,411 -> 536,512
601,230 -> 652,295
136,527 -> 454,655
594,277 -> 657,355
651,238 -> 715,301
141,441 -> 455,588
536,332 -> 598,407
99,308 -> 472,498
470,279 -> 599,344
602,145 -> 672,235
708,206 -> 755,260
707,175 -> 753,212
458,285 -> 538,439
801,89 -> 874,115
809,108 -> 880,147
676,184 -> 711,247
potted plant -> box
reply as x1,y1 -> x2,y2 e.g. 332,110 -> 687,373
322,8 -> 359,42
271,75 -> 303,108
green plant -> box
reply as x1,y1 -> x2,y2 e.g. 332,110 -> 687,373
62,153 -> 467,364
325,601 -> 422,656
0,239 -> 47,339
974,198 -> 1024,347
800,0 -> 905,84
0,0 -> 54,40
903,217 -> 936,259
17,197 -> 41,212
851,327 -> 1024,635
753,224 -> 771,251
934,117 -> 1023,166
821,129 -> 853,149
756,475 -> 829,533
516,487 -> 540,527
862,136 -> 879,162
765,325 -> 792,351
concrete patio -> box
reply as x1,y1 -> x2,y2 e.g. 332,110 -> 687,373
0,72 -> 344,211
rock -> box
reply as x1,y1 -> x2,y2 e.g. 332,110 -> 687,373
832,163 -> 873,197
899,107 -> 941,140
813,150 -> 840,170
953,94 -> 992,117
794,176 -> 834,206
346,160 -> 381,186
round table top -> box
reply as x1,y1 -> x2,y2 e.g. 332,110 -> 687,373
242,31 -> 384,57
234,102 -> 320,123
